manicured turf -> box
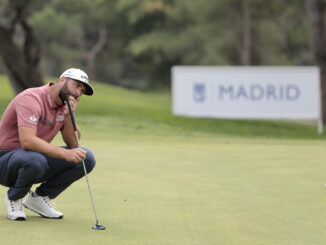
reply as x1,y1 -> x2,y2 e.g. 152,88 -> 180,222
1,76 -> 326,244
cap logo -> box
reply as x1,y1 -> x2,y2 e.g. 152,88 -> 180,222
81,75 -> 88,83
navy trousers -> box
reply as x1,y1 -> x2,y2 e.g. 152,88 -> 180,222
0,147 -> 96,200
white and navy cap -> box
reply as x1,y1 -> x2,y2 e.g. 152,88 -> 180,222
60,68 -> 94,96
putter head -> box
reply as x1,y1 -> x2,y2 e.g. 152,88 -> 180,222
92,224 -> 106,230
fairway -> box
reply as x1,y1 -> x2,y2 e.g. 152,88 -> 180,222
1,77 -> 326,244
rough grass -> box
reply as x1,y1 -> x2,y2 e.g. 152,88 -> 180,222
0,75 -> 324,140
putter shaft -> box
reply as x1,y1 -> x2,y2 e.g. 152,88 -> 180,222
65,95 -> 104,229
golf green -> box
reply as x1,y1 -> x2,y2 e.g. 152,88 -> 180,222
1,135 -> 325,245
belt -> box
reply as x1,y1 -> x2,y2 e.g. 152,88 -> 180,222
0,149 -> 9,156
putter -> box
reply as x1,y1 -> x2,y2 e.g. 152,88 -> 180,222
65,95 -> 106,230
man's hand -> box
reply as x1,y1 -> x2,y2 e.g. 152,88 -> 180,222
63,148 -> 87,163
18,127 -> 86,162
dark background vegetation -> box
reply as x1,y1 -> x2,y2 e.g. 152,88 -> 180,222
1,0 -> 326,120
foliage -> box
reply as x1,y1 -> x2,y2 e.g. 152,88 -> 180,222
4,0 -> 314,89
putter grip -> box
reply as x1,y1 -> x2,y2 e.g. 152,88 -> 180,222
65,95 -> 78,132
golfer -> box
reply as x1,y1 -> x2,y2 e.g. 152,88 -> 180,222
0,68 -> 96,220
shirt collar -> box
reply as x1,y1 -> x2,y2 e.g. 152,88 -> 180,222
46,83 -> 59,109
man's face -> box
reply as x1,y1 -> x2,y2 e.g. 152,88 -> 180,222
58,78 -> 86,104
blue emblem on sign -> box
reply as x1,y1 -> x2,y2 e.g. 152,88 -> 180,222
193,83 -> 206,103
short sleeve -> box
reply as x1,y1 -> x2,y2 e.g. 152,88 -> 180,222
15,94 -> 42,130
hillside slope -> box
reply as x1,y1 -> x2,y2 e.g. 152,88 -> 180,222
0,76 -> 324,140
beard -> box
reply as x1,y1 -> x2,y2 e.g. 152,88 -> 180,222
58,80 -> 70,105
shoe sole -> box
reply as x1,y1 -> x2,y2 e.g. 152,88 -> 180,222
7,215 -> 26,221
22,203 -> 63,219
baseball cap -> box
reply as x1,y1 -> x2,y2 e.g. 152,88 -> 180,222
60,68 -> 94,95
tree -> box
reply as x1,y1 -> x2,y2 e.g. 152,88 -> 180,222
74,27 -> 107,80
306,0 -> 326,122
124,0 -> 311,86
30,0 -> 113,81
0,0 -> 43,94
241,0 -> 252,65
0,0 -> 315,91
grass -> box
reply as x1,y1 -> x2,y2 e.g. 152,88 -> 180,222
0,76 -> 326,245
0,75 -> 324,140
76,82 -> 324,140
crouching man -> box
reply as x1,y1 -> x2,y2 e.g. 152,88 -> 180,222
0,68 -> 96,220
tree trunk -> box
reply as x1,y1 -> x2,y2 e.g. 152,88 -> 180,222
0,0 -> 43,95
74,28 -> 107,80
306,0 -> 326,123
278,16 -> 290,53
241,0 -> 251,65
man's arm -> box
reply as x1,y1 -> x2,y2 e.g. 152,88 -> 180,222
61,114 -> 81,149
61,95 -> 81,149
18,126 -> 86,162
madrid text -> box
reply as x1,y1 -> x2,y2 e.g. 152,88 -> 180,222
218,84 -> 300,101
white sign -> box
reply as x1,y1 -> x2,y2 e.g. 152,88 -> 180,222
172,66 -> 322,133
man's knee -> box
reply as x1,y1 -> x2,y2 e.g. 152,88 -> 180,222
83,148 -> 96,173
29,160 -> 48,180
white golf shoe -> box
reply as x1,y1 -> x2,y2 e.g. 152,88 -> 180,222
23,192 -> 63,219
5,193 -> 26,221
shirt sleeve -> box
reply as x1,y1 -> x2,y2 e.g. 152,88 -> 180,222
15,94 -> 42,130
